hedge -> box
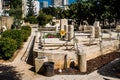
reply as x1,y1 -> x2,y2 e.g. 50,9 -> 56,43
21,26 -> 31,36
24,16 -> 38,24
1,30 -> 24,48
21,30 -> 29,41
0,26 -> 31,60
0,38 -> 17,59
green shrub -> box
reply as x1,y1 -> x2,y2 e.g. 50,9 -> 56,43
45,33 -> 60,38
56,33 -> 61,38
1,30 -> 11,37
21,26 -> 31,36
0,26 -> 31,59
45,33 -> 55,38
0,38 -> 17,60
10,30 -> 24,48
24,16 -> 38,24
1,30 -> 24,48
21,30 -> 29,41
37,12 -> 53,26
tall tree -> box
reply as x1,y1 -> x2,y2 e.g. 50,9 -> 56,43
9,0 -> 22,19
27,0 -> 35,17
10,0 -> 22,9
69,3 -> 77,19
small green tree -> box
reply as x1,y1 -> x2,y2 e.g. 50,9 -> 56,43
9,0 -> 22,19
24,16 -> 38,24
37,12 -> 52,26
37,12 -> 47,26
0,38 -> 17,59
27,0 -> 35,17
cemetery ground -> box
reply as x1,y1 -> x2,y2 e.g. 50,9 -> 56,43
0,26 -> 120,80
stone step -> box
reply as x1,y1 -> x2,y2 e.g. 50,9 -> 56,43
43,43 -> 74,47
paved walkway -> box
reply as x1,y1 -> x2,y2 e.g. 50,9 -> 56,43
1,26 -> 120,80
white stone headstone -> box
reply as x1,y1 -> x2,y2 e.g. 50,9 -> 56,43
93,21 -> 101,38
68,25 -> 74,42
60,19 -> 68,31
91,26 -> 95,38
93,21 -> 100,27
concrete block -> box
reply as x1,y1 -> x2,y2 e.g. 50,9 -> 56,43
35,56 -> 48,73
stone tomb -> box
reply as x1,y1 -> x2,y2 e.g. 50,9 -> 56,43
33,20 -> 119,74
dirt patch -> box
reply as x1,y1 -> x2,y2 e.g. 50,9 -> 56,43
54,51 -> 120,76
98,58 -> 120,78
87,51 -> 120,73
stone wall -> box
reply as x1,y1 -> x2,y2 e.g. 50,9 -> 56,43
86,40 -> 119,61
37,50 -> 77,69
0,16 -> 14,31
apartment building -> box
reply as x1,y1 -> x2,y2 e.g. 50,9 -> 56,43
40,1 -> 48,9
51,0 -> 68,9
22,0 -> 40,17
34,0 -> 40,15
0,0 -> 10,16
0,0 -> 2,15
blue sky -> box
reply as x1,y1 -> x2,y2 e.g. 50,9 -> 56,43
38,0 -> 76,5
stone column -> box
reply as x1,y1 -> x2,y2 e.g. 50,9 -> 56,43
56,26 -> 59,32
60,19 -> 68,31
68,25 -> 71,41
77,50 -> 87,73
68,25 -> 74,42
65,25 -> 68,40
91,26 -> 95,38
83,25 -> 86,33
80,53 -> 86,72
35,56 -> 48,73
60,19 -> 68,40
93,21 -> 101,38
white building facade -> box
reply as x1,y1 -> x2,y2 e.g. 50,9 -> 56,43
52,0 -> 62,7
63,0 -> 68,9
22,0 -> 27,18
34,0 -> 40,15
40,1 -> 48,9
0,0 -> 3,15
63,0 -> 68,6
22,0 -> 40,17
52,0 -> 68,9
